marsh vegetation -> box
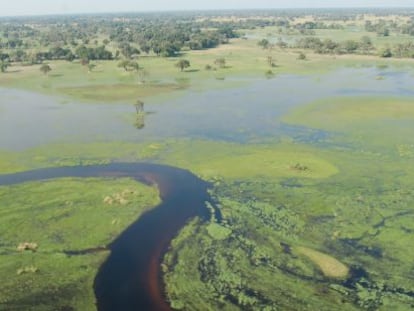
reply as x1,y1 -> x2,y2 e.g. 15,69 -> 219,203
1,8 -> 414,311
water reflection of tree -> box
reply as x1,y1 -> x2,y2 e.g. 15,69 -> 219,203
134,99 -> 145,129
134,114 -> 145,129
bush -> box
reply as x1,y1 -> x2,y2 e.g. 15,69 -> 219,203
298,52 -> 307,60
380,48 -> 392,58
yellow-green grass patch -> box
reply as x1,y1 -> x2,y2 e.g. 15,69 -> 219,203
284,96 -> 414,131
160,140 -> 338,180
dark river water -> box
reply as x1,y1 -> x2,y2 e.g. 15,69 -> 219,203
0,163 -> 217,311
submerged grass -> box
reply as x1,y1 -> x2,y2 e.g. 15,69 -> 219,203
284,96 -> 414,155
284,96 -> 414,131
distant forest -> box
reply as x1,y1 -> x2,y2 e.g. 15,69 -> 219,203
1,8 -> 414,65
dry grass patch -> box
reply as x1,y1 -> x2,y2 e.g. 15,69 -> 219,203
296,246 -> 349,279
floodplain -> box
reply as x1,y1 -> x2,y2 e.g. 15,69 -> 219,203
1,8 -> 414,310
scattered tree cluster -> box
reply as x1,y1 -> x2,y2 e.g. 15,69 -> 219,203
295,36 -> 375,55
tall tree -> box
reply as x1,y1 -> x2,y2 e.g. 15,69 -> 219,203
40,64 -> 52,75
0,60 -> 9,73
175,59 -> 190,72
258,39 -> 270,49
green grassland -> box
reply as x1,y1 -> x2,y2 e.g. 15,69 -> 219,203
0,178 -> 160,310
158,140 -> 338,180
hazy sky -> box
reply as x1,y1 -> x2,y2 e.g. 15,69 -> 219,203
1,0 -> 413,17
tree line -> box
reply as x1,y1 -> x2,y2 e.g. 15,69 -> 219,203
0,13 -> 244,64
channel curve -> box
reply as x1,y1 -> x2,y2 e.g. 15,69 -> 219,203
0,163 -> 214,311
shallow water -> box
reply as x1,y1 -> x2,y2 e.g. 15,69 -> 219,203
1,67 -> 413,150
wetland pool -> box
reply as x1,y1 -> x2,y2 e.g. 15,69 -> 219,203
1,66 -> 413,150
1,65 -> 414,310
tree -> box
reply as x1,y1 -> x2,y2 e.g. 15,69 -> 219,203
360,36 -> 373,53
380,48 -> 392,58
134,99 -> 145,129
88,63 -> 96,73
0,52 -> 10,62
40,64 -> 51,75
297,52 -> 307,60
118,60 -> 139,72
137,68 -> 149,84
341,40 -> 359,54
267,56 -> 275,67
119,43 -> 140,59
258,39 -> 270,49
265,70 -> 274,78
81,58 -> 90,66
377,27 -> 390,37
175,59 -> 190,72
153,45 -> 162,56
214,58 -> 226,68
0,60 -> 9,73
135,100 -> 144,114
118,60 -> 131,71
141,44 -> 151,54
129,61 -> 140,72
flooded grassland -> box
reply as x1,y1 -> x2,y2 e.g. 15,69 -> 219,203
1,62 -> 414,310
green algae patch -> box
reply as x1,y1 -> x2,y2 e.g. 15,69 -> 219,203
161,140 -> 338,180
285,97 -> 414,131
0,177 -> 160,310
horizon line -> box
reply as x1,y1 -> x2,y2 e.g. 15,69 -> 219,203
1,6 -> 414,19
